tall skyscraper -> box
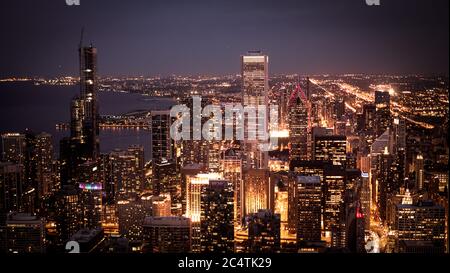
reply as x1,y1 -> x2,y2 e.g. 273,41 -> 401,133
289,85 -> 309,162
0,162 -> 23,213
4,212 -> 45,253
79,44 -> 100,160
296,176 -> 322,243
151,110 -> 174,164
200,180 -> 234,253
243,169 -> 273,216
414,153 -> 424,191
323,165 -> 346,236
395,199 -> 445,253
221,149 -> 243,225
1,133 -> 26,165
247,209 -> 281,253
143,216 -> 191,253
375,91 -> 391,137
313,135 -> 347,166
241,51 -> 269,169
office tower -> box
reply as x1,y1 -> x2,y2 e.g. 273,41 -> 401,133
414,154 -> 424,191
185,172 -> 222,251
59,137 -> 84,186
247,209 -> 281,253
110,147 -> 145,196
117,196 -> 149,244
69,228 -> 104,253
289,86 -> 309,162
79,44 -> 99,160
376,150 -> 396,222
35,132 -> 55,198
0,162 -> 23,213
55,185 -> 83,244
152,160 -> 181,215
151,194 -> 171,217
243,169 -> 273,216
334,98 -> 345,121
313,135 -> 347,165
5,212 -> 45,253
241,51 -> 269,169
296,176 -> 322,243
151,110 -> 173,164
78,182 -> 103,228
221,149 -> 243,225
361,104 -> 376,133
375,91 -> 391,137
323,165 -> 346,236
143,216 -> 191,253
1,133 -> 26,164
395,199 -> 445,253
359,172 -> 371,230
70,96 -> 84,141
200,180 -> 234,253
274,184 -> 288,224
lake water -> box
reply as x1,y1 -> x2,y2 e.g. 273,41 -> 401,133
0,82 -> 175,161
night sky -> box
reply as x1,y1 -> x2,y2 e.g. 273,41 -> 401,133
1,0 -> 448,77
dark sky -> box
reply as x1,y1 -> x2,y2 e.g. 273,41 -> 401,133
0,0 -> 448,77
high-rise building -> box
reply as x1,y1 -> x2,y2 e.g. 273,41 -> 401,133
1,133 -> 26,164
110,147 -> 145,196
375,91 -> 391,137
0,162 -> 23,213
247,209 -> 281,253
200,180 -> 234,253
243,169 -> 273,216
151,110 -> 173,164
414,153 -> 424,191
395,199 -> 445,253
78,182 -> 103,229
34,132 -> 55,198
4,212 -> 45,253
241,51 -> 269,169
55,185 -> 83,244
152,160 -> 181,215
117,196 -> 149,244
79,45 -> 99,160
289,86 -> 309,162
143,216 -> 191,253
296,176 -> 322,243
313,135 -> 347,165
221,149 -> 243,225
151,194 -> 172,217
323,165 -> 346,236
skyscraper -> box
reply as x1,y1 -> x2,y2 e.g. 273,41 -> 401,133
79,45 -> 99,160
200,180 -> 234,253
243,169 -> 273,216
151,110 -> 174,164
313,135 -> 347,166
143,216 -> 191,253
375,91 -> 391,137
221,149 -> 243,225
1,133 -> 26,165
296,176 -> 322,243
289,85 -> 309,162
4,212 -> 45,253
241,51 -> 269,169
247,209 -> 281,253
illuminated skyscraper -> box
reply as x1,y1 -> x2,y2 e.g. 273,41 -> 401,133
395,199 -> 445,253
1,133 -> 26,165
143,216 -> 191,253
289,85 -> 309,162
414,153 -> 424,191
221,149 -> 243,225
296,176 -> 322,243
243,169 -> 273,216
79,45 -> 99,160
313,135 -> 347,165
375,91 -> 391,138
5,212 -> 45,253
200,180 -> 234,253
323,165 -> 346,236
35,132 -> 55,198
78,182 -> 103,229
247,209 -> 281,253
241,51 -> 269,169
0,162 -> 23,213
110,147 -> 145,196
151,110 -> 173,164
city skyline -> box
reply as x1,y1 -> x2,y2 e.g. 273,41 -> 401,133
1,0 -> 449,77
